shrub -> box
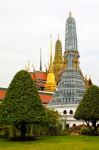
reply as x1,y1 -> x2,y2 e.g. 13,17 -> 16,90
80,127 -> 92,135
60,129 -> 69,135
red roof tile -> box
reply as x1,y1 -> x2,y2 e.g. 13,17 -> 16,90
31,71 -> 47,81
39,93 -> 53,104
0,90 -> 6,100
0,89 -> 53,104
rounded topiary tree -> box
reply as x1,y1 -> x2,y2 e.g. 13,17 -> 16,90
0,70 -> 46,137
74,85 -> 99,135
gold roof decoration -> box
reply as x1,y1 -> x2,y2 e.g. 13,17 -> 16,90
45,35 -> 56,92
53,35 -> 63,84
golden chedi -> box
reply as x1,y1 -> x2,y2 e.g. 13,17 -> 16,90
45,35 -> 56,92
53,35 -> 63,84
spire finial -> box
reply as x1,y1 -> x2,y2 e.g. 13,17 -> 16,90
32,64 -> 36,81
25,64 -> 28,71
32,64 -> 35,72
28,59 -> 30,72
89,75 -> 91,79
25,60 -> 30,72
45,64 -> 48,73
50,34 -> 53,69
58,34 -> 59,40
69,11 -> 72,17
40,48 -> 42,71
45,34 -> 56,92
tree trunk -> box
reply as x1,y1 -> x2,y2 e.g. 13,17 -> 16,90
86,120 -> 98,135
86,121 -> 93,134
20,122 -> 27,137
92,121 -> 97,135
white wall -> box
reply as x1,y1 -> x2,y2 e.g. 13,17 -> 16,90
47,104 -> 84,128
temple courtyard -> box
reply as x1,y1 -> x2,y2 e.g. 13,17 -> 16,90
0,135 -> 99,150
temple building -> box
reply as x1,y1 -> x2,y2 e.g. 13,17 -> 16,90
47,12 -> 91,128
0,12 -> 92,128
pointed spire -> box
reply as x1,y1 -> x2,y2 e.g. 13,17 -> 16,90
45,64 -> 48,73
58,34 -> 59,40
88,78 -> 92,86
32,64 -> 35,72
28,59 -> 30,72
65,11 -> 77,51
69,11 -> 72,17
53,35 -> 63,84
45,34 -> 56,92
32,64 -> 36,81
49,34 -> 53,70
40,48 -> 42,71
25,60 -> 30,72
25,64 -> 28,71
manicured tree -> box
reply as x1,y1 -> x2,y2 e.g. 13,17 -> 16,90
45,108 -> 60,135
0,70 -> 46,137
74,85 -> 99,135
46,109 -> 60,127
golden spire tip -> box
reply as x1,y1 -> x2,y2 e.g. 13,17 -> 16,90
69,11 -> 72,17
58,34 -> 59,40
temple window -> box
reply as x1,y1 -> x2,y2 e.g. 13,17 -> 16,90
70,110 -> 73,114
63,110 -> 67,114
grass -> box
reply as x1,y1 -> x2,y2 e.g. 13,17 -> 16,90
0,135 -> 99,150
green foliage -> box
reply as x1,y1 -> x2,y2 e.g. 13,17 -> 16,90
26,124 -> 46,137
74,85 -> 99,120
0,70 -> 46,137
80,127 -> 92,135
45,109 -> 61,135
46,109 -> 60,127
74,85 -> 99,134
59,129 -> 69,135
4,127 -> 9,137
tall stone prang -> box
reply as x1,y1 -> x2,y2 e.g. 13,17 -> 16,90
48,13 -> 86,126
65,12 -> 78,52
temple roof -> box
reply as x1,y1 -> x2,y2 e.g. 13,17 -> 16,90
30,71 -> 47,81
0,88 -> 53,104
55,39 -> 62,48
39,91 -> 53,104
0,88 -> 7,100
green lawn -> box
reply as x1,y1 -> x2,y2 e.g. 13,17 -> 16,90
0,136 -> 99,150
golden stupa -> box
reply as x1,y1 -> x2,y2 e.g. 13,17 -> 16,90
53,35 -> 63,84
45,35 -> 56,92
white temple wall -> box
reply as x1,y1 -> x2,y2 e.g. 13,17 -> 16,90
47,104 -> 85,128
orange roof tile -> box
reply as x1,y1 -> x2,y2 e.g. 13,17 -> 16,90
39,93 -> 53,104
31,71 -> 47,81
0,90 -> 6,100
0,89 -> 53,104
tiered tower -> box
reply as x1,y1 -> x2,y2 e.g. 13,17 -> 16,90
53,36 -> 63,84
63,12 -> 79,70
45,36 -> 56,92
48,13 -> 86,127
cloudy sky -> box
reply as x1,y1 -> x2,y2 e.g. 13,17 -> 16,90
0,0 -> 99,87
